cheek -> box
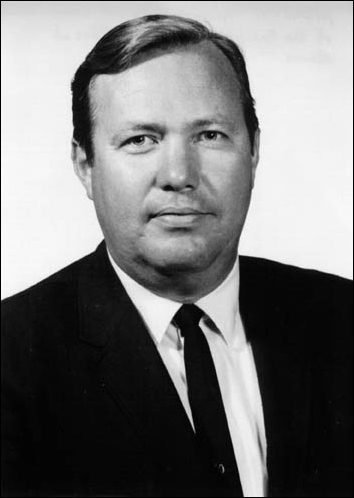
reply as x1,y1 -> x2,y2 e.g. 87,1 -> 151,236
212,161 -> 253,212
92,161 -> 148,231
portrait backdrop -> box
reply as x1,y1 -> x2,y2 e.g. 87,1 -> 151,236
1,0 -> 352,298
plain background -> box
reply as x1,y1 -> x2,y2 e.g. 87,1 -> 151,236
1,1 -> 353,299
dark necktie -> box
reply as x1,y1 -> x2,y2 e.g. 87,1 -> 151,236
174,304 -> 243,497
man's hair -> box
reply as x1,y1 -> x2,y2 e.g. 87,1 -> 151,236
71,14 -> 259,164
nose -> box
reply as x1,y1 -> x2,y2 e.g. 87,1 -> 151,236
156,139 -> 200,192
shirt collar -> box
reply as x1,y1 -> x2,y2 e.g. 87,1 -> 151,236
107,250 -> 240,346
197,259 -> 240,345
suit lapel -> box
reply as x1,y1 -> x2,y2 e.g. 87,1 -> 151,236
77,242 -> 197,467
239,256 -> 312,496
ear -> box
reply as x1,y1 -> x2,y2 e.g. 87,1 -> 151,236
71,139 -> 93,200
250,128 -> 260,188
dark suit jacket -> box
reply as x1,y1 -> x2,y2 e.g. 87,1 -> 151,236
1,242 -> 352,497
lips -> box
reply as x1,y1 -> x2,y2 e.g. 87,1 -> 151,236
154,207 -> 207,217
150,206 -> 212,228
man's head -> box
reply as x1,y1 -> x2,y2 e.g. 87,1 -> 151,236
72,15 -> 259,164
71,15 -> 260,301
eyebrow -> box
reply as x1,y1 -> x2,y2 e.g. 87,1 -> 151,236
117,123 -> 166,134
190,118 -> 235,128
121,117 -> 234,129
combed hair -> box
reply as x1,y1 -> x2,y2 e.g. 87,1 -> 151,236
71,14 -> 259,163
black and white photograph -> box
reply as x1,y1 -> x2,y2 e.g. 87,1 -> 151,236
1,1 -> 352,496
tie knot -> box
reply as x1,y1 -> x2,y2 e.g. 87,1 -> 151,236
174,304 -> 204,334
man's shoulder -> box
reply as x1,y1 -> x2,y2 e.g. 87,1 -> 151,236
239,255 -> 352,353
239,254 -> 352,294
240,254 -> 352,335
1,248 -> 96,322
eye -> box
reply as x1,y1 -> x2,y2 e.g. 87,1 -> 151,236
125,135 -> 155,146
201,131 -> 220,140
198,131 -> 227,143
122,135 -> 158,153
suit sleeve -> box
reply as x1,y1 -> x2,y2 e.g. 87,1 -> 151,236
1,295 -> 33,497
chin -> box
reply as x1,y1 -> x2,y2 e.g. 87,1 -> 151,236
145,247 -> 213,275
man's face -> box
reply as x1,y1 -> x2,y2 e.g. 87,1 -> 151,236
74,42 -> 259,287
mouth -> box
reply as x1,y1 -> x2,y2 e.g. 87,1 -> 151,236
151,207 -> 212,228
154,207 -> 207,217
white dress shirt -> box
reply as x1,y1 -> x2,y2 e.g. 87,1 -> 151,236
108,252 -> 268,497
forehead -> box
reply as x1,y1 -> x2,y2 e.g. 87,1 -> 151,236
89,42 -> 243,130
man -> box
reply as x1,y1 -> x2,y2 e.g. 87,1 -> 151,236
1,14 -> 352,497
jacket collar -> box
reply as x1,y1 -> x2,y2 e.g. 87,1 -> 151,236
77,240 -> 129,348
77,241 -> 200,479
